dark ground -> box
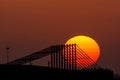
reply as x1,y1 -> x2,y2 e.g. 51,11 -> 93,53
0,64 -> 119,80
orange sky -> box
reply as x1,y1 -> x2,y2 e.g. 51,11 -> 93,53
0,0 -> 120,74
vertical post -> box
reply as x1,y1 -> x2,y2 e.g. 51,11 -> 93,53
69,44 -> 71,70
61,45 -> 63,69
55,45 -> 58,68
75,44 -> 76,70
64,45 -> 66,69
66,45 -> 69,70
72,44 -> 74,70
58,45 -> 61,69
51,46 -> 53,68
6,47 -> 10,64
53,46 -> 55,68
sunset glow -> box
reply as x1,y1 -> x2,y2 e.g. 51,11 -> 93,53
64,35 -> 100,68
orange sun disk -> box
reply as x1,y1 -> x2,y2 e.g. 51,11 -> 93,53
63,35 -> 100,68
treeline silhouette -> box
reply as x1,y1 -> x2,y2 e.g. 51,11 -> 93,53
0,64 -> 119,80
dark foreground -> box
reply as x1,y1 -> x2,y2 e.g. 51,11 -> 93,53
0,64 -> 119,80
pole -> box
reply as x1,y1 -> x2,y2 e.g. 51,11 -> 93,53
6,47 -> 10,64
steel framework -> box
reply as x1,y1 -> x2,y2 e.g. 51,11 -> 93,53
51,44 -> 76,70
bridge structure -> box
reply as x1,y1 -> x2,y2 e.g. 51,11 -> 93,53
7,44 -> 101,70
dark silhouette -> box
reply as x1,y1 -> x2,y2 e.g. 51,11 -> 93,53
0,64 -> 119,80
4,45 -> 120,80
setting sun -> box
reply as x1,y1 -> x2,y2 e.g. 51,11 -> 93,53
64,35 -> 100,68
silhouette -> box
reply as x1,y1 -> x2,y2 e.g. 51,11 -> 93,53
0,64 -> 119,80
2,44 -> 119,80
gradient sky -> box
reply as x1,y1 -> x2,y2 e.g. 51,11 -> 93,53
0,0 -> 120,74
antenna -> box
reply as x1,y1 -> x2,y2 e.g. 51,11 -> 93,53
6,47 -> 10,64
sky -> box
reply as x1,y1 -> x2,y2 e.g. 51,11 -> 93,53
0,0 -> 120,74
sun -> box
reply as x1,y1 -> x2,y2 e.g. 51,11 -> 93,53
64,35 -> 100,69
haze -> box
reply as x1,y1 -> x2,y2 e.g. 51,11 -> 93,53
0,0 -> 120,74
